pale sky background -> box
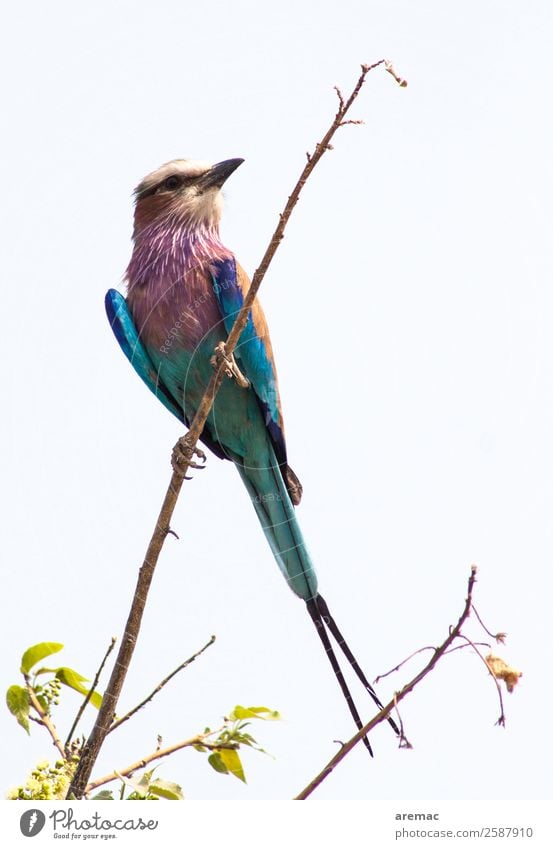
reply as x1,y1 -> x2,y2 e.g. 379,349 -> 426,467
1,0 -> 552,802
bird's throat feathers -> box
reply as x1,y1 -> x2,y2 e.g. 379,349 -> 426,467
124,210 -> 233,351
126,214 -> 232,294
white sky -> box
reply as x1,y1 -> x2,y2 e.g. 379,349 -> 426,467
1,0 -> 552,802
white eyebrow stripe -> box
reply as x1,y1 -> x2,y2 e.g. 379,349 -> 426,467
136,159 -> 213,194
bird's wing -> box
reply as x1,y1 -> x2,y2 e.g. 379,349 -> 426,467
210,258 -> 303,504
105,289 -> 229,461
105,288 -> 185,423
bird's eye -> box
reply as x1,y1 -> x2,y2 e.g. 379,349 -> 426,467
164,175 -> 180,190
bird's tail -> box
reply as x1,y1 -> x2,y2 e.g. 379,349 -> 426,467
234,452 -> 318,601
306,594 -> 400,753
235,451 -> 399,753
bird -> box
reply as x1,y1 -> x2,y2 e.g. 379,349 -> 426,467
105,157 -> 398,753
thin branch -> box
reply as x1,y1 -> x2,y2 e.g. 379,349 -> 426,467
375,640 -> 491,682
107,635 -> 216,734
385,60 -> 408,87
455,634 -> 506,726
392,693 -> 413,750
85,729 -> 232,794
443,641 -> 491,655
374,646 -> 436,683
294,566 -> 478,800
68,59 -> 397,799
65,638 -> 116,752
471,603 -> 507,643
26,684 -> 66,761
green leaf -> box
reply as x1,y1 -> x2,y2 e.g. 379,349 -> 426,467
56,667 -> 88,684
129,770 -> 156,795
219,748 -> 246,783
21,642 -> 64,674
92,790 -> 114,800
55,668 -> 103,709
115,768 -> 162,800
36,694 -> 49,714
148,780 -> 184,800
207,752 -> 229,775
6,685 -> 30,733
229,705 -> 281,721
117,776 -> 147,797
232,731 -> 260,749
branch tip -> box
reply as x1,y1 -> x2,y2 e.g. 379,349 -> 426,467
384,60 -> 408,87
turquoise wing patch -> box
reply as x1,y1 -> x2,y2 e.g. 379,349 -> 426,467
105,288 -> 184,423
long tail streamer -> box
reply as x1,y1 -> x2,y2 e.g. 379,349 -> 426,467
307,594 -> 400,755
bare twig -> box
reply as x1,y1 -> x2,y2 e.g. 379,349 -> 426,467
294,566 -> 478,800
393,693 -> 413,750
375,640 -> 491,683
68,60 -> 398,799
374,645 -> 436,683
443,641 -> 491,655
108,635 -> 216,734
456,635 -> 506,726
385,60 -> 408,87
26,685 -> 66,761
85,728 -> 233,794
64,638 -> 116,752
471,603 -> 507,643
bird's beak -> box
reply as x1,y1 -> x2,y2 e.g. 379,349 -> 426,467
198,158 -> 244,191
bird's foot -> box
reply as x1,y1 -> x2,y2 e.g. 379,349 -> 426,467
210,341 -> 250,389
171,435 -> 207,478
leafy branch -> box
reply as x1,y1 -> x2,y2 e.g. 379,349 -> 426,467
87,705 -> 280,794
7,639 -> 279,799
6,641 -> 102,750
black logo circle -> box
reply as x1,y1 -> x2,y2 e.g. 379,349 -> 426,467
20,809 -> 46,837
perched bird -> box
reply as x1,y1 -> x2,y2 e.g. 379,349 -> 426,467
106,157 -> 397,752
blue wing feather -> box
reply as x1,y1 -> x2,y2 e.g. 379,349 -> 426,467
105,289 -> 185,423
211,259 -> 287,464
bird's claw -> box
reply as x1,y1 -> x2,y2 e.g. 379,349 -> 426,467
171,435 -> 207,478
211,341 -> 250,389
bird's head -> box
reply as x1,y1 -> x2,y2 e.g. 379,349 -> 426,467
132,157 -> 244,237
